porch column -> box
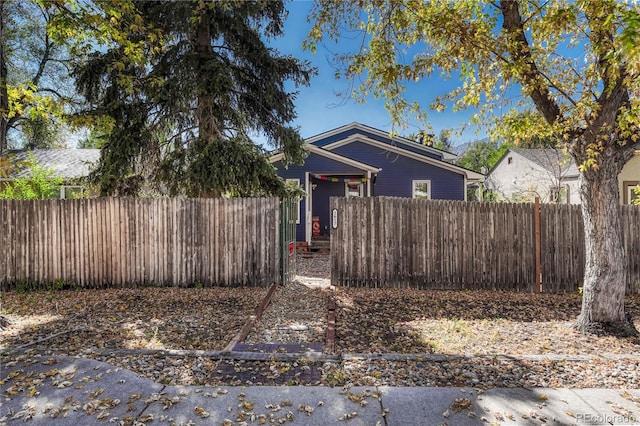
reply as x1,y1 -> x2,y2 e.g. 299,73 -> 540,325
305,172 -> 312,244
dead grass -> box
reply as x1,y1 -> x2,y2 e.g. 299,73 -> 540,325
1,287 -> 267,352
334,288 -> 640,355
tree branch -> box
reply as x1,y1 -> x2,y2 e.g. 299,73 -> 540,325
36,87 -> 68,99
500,0 -> 561,125
521,0 -> 550,26
583,7 -> 631,146
6,115 -> 27,130
583,3 -> 617,92
31,31 -> 53,88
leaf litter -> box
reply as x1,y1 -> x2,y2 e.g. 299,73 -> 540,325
2,253 -> 640,390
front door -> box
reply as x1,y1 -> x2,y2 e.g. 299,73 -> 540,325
311,177 -> 345,238
307,175 -> 368,244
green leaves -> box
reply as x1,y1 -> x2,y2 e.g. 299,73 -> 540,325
0,152 -> 63,199
305,0 -> 639,160
455,138 -> 506,173
620,8 -> 640,77
633,186 -> 640,206
1,0 -> 79,150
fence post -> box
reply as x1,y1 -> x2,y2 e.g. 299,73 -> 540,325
535,196 -> 542,293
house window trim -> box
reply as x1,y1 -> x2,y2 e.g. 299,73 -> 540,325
60,185 -> 85,199
623,181 -> 640,205
345,181 -> 364,197
412,180 -> 431,200
285,178 -> 301,224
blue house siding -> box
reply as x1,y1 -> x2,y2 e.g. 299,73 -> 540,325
272,123 -> 482,243
331,141 -> 465,200
275,152 -> 364,176
311,127 -> 363,147
313,127 -> 444,160
273,151 -> 368,242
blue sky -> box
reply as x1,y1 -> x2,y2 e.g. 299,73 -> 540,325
274,1 -> 488,146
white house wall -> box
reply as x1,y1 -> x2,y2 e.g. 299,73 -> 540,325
486,151 -> 580,204
619,153 -> 640,204
488,150 -> 640,205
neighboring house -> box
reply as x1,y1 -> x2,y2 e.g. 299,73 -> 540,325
620,152 -> 640,205
270,122 -> 485,244
0,149 -> 100,198
486,148 -> 640,205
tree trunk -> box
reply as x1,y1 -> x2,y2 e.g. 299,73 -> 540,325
0,0 -> 7,331
575,156 -> 635,335
0,0 -> 9,154
192,11 -> 222,198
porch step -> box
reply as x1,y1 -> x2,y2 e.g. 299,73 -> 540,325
309,240 -> 330,253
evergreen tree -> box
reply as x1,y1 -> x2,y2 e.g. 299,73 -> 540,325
74,0 -> 314,197
432,131 -> 453,153
456,139 -> 508,174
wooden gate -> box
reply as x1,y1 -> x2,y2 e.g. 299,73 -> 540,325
279,198 -> 297,284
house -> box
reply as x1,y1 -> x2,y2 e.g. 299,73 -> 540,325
270,122 -> 485,245
486,148 -> 640,205
0,149 -> 100,198
620,151 -> 640,205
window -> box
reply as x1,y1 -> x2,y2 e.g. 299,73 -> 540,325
285,179 -> 301,224
345,182 -> 363,197
626,182 -> 640,205
60,186 -> 85,199
412,180 -> 431,199
549,185 -> 569,204
622,181 -> 640,204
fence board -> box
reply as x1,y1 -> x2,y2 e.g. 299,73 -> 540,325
330,197 -> 639,294
1,198 -> 280,289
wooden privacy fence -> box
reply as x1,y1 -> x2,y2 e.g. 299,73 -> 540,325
330,197 -> 640,293
0,198 -> 280,289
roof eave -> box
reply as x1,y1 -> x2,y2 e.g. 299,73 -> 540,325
269,144 -> 381,174
306,122 -> 457,160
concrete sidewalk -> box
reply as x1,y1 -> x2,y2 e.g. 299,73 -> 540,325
1,356 -> 639,425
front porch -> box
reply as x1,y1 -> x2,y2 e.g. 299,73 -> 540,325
296,235 -> 330,253
303,172 -> 376,246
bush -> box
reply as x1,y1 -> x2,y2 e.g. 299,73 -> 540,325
0,152 -> 62,199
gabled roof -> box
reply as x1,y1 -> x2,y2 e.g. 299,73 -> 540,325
504,148 -> 579,177
307,122 -> 458,161
343,133 -> 485,182
1,149 -> 100,180
271,123 -> 484,182
312,125 -> 484,182
269,144 -> 381,173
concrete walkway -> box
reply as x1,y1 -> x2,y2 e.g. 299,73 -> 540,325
1,356 -> 639,425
